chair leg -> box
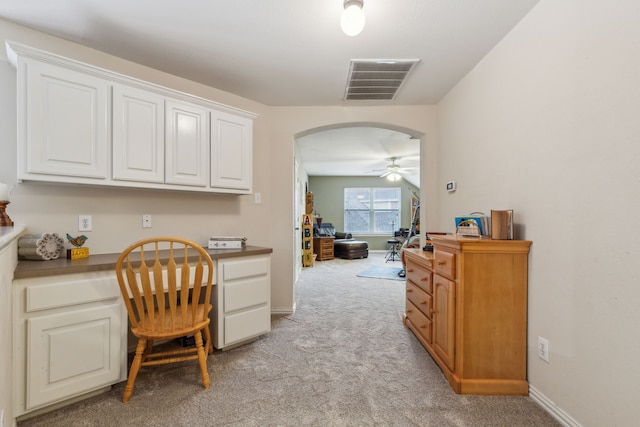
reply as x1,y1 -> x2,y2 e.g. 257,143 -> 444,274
203,324 -> 213,355
123,337 -> 147,403
194,330 -> 210,389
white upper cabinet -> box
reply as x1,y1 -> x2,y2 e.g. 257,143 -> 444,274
6,42 -> 257,195
165,99 -> 209,187
112,84 -> 165,183
19,59 -> 109,181
211,110 -> 253,192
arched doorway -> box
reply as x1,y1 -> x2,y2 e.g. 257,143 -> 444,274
293,122 -> 423,279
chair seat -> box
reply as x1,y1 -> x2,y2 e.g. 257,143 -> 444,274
131,304 -> 212,340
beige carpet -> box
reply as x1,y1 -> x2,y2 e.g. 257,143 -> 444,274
19,252 -> 560,426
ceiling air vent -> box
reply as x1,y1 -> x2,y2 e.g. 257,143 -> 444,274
344,59 -> 419,101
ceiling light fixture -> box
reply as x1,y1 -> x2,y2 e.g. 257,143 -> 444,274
386,172 -> 402,182
341,0 -> 365,37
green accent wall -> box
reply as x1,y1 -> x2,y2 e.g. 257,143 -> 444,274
308,176 -> 419,251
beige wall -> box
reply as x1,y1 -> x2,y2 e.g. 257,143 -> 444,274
436,1 -> 640,425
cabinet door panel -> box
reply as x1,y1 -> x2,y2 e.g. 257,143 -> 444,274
26,303 -> 122,410
112,85 -> 164,183
210,111 -> 252,191
433,274 -> 456,371
165,100 -> 209,186
23,60 -> 108,179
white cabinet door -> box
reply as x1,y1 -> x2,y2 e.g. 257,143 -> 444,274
26,303 -> 123,410
21,59 -> 109,180
165,99 -> 209,187
210,110 -> 253,192
13,271 -> 127,416
112,84 -> 165,183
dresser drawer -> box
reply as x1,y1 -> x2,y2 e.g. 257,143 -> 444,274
406,300 -> 432,344
407,281 -> 433,318
405,260 -> 432,293
434,249 -> 456,279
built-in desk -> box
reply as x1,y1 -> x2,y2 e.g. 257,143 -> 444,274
12,244 -> 272,419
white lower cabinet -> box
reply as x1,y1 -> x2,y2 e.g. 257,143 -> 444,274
213,255 -> 271,349
13,272 -> 127,417
13,250 -> 271,418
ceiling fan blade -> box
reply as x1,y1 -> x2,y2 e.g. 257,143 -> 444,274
380,170 -> 392,177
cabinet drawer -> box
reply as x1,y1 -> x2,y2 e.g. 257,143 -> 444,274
406,300 -> 432,344
434,250 -> 456,279
24,275 -> 120,312
406,281 -> 433,318
224,277 -> 269,313
221,257 -> 269,281
405,260 -> 432,293
224,305 -> 270,346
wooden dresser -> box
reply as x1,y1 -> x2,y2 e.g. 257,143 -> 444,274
313,236 -> 335,261
403,235 -> 532,395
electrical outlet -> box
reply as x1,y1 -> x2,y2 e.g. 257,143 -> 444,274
537,336 -> 550,363
254,193 -> 262,204
78,215 -> 92,232
142,214 -> 152,228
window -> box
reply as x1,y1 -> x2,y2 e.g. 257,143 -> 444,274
344,187 -> 401,234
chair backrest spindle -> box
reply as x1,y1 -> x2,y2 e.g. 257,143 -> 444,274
115,237 -> 214,336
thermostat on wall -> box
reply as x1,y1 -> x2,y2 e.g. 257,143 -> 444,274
446,181 -> 457,192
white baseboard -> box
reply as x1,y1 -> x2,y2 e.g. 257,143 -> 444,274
529,385 -> 582,427
271,303 -> 295,315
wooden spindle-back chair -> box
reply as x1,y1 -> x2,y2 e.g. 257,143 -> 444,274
115,237 -> 214,403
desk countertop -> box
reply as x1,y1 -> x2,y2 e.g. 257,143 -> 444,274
14,245 -> 273,280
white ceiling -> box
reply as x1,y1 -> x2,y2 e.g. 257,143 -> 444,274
0,0 -> 540,187
297,126 -> 422,187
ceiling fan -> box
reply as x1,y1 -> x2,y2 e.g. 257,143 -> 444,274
375,157 -> 417,181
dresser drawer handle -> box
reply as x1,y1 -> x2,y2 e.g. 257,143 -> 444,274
419,300 -> 427,305
437,260 -> 446,265
407,268 -> 414,273
407,288 -> 413,293
421,277 -> 429,282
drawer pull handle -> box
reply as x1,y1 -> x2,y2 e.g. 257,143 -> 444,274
421,277 -> 428,281
407,268 -> 414,273
437,260 -> 446,265
407,309 -> 413,313
419,300 -> 427,304
407,288 -> 413,293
